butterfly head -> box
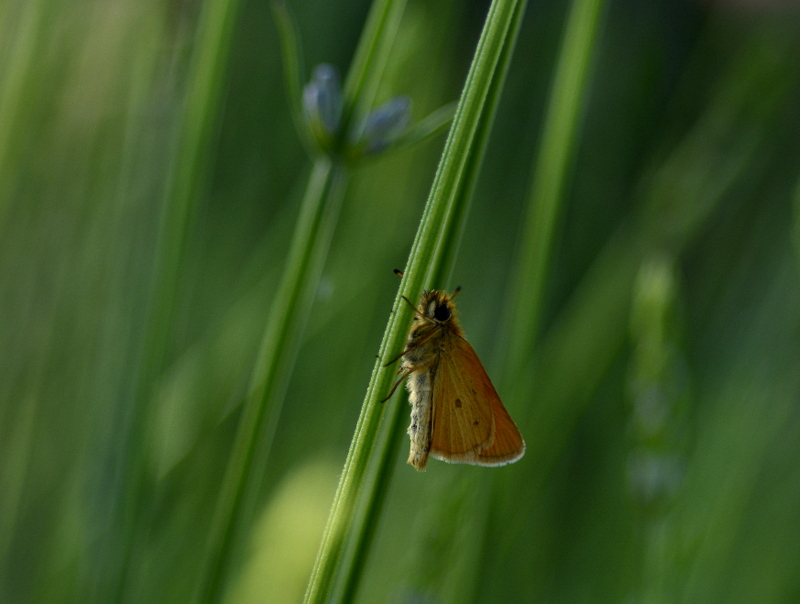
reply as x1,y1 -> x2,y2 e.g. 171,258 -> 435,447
418,288 -> 462,328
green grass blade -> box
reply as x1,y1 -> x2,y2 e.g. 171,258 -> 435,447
303,1 -> 523,602
270,1 -> 309,149
341,0 -> 408,137
465,0 -> 606,598
0,0 -> 45,226
194,158 -> 347,603
503,0 -> 606,381
472,26 -> 799,601
196,0 -> 410,600
102,0 -> 245,599
793,170 -> 800,262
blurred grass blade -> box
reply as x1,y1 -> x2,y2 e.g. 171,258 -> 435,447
103,0 -> 245,599
340,0 -> 408,139
473,25 -> 800,601
0,0 -> 44,225
270,1 -> 310,151
466,0 -> 606,598
626,254 -> 688,602
0,0 -> 47,579
793,171 -> 800,262
303,1 -> 523,603
194,158 -> 347,603
503,0 -> 606,381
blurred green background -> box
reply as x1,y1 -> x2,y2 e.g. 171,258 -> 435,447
2,0 -> 800,602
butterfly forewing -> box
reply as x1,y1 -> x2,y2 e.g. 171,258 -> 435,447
430,335 -> 525,466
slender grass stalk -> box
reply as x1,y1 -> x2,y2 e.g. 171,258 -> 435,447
194,158 -> 347,603
303,1 -> 523,603
335,2 -> 529,602
340,0 -> 408,138
502,0 -> 606,383
0,1 -> 46,584
194,0 -> 409,601
270,2 -> 309,151
104,0 -> 244,600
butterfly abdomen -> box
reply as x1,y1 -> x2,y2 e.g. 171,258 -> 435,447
406,366 -> 434,471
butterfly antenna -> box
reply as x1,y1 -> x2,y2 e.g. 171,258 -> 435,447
400,295 -> 418,312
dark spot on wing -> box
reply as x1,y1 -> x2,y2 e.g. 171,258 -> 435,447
454,398 -> 462,408
473,420 -> 479,426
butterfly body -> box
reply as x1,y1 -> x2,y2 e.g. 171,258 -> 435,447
394,289 -> 525,471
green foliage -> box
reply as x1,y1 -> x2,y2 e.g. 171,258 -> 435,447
2,1 -> 800,603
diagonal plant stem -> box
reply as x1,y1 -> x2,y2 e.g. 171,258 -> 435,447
303,1 -> 523,603
194,158 -> 347,604
194,0 -> 409,601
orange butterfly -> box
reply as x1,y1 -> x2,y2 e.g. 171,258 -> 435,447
385,286 -> 525,471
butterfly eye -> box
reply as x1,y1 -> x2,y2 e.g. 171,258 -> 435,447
434,304 -> 451,322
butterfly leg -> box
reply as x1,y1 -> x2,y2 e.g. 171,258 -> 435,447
381,367 -> 413,402
383,328 -> 439,367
